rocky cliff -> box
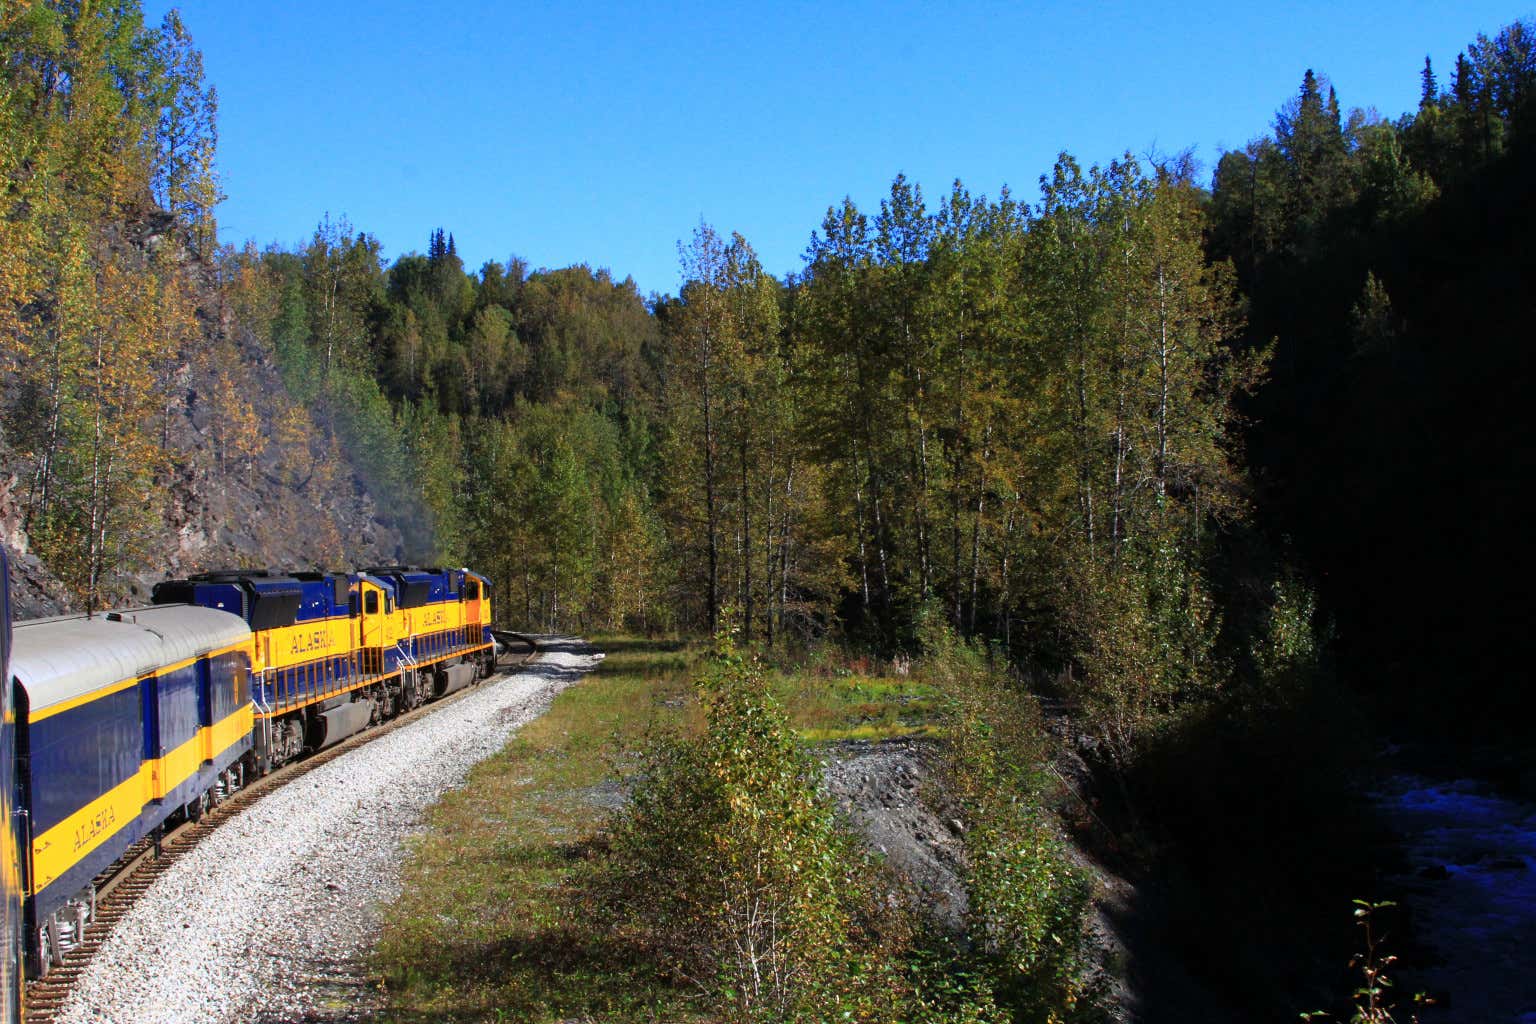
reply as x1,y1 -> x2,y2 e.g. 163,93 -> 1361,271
3,219 -> 404,621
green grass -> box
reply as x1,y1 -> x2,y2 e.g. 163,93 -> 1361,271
374,638 -> 949,1023
774,668 -> 943,743
375,636 -> 704,1023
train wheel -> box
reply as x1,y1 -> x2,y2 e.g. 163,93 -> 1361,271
35,922 -> 54,977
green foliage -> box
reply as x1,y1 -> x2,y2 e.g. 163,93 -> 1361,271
398,399 -> 464,561
924,626 -> 1096,1023
222,219 -> 666,627
459,401 -> 644,631
1348,272 -> 1399,357
660,223 -> 815,642
1208,20 -> 1536,738
790,158 -> 1261,769
1252,572 -> 1320,685
967,814 -> 1092,1021
1302,901 -> 1430,1024
587,630 -> 895,1020
1,0 -> 220,606
150,9 -> 221,250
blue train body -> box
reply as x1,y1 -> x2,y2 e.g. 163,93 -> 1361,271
2,550 -> 19,1024
2,558 -> 497,996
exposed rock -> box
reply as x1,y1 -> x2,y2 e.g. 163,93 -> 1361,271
0,471 -> 72,618
820,737 -> 969,931
3,227 -> 407,618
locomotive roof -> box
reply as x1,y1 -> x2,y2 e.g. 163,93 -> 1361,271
10,604 -> 251,717
182,571 -> 303,592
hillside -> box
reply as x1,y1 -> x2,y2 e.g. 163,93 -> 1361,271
0,6 -> 403,618
1,220 -> 406,617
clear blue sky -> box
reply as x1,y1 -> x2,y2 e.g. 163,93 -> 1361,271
146,1 -> 1527,298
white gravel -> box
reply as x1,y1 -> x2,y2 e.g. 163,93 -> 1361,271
52,638 -> 602,1024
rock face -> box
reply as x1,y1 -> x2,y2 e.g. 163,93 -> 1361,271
2,224 -> 406,620
142,316 -> 405,585
821,736 -> 1151,1024
0,472 -> 73,618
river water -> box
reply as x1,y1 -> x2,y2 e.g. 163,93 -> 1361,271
1371,772 -> 1536,1023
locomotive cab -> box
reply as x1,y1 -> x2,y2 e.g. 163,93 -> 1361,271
355,575 -> 393,675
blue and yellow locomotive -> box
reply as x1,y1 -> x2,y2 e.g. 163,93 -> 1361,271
152,566 -> 495,770
2,559 -> 496,1000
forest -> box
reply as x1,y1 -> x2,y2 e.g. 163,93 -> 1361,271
3,2 -> 1533,1018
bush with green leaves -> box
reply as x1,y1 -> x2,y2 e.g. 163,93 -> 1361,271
588,629 -> 897,1021
920,611 -> 1096,1023
585,618 -> 1089,1022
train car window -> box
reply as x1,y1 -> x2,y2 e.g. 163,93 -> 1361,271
208,650 -> 249,722
25,686 -> 140,835
365,592 -> 378,615
158,664 -> 200,754
140,676 -> 160,761
196,657 -> 213,727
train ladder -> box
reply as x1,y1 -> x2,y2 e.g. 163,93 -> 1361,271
395,641 -> 422,703
253,673 -> 274,771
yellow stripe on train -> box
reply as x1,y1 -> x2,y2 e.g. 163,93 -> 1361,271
30,766 -> 150,895
29,706 -> 250,895
254,616 -> 358,674
208,704 -> 253,761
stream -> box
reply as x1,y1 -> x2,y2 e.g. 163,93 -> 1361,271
1371,771 -> 1536,1023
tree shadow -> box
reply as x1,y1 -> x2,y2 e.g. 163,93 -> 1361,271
383,928 -> 691,1023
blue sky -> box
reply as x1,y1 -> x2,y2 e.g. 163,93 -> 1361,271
146,1 -> 1528,297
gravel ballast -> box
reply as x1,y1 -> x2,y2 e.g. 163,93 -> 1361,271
52,638 -> 602,1024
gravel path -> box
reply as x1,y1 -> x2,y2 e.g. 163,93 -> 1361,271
52,637 -> 602,1024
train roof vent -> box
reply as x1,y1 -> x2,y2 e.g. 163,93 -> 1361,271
190,570 -> 274,582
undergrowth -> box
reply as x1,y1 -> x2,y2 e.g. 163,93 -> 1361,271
579,628 -> 911,1021
584,619 -> 1098,1022
919,612 -> 1099,1023
379,630 -> 1097,1023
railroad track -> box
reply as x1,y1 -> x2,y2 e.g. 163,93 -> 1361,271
22,634 -> 539,1023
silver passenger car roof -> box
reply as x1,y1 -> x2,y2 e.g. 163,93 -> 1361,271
10,605 -> 251,716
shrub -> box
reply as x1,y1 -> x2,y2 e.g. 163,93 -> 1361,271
921,612 -> 1096,1023
588,629 -> 894,1021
